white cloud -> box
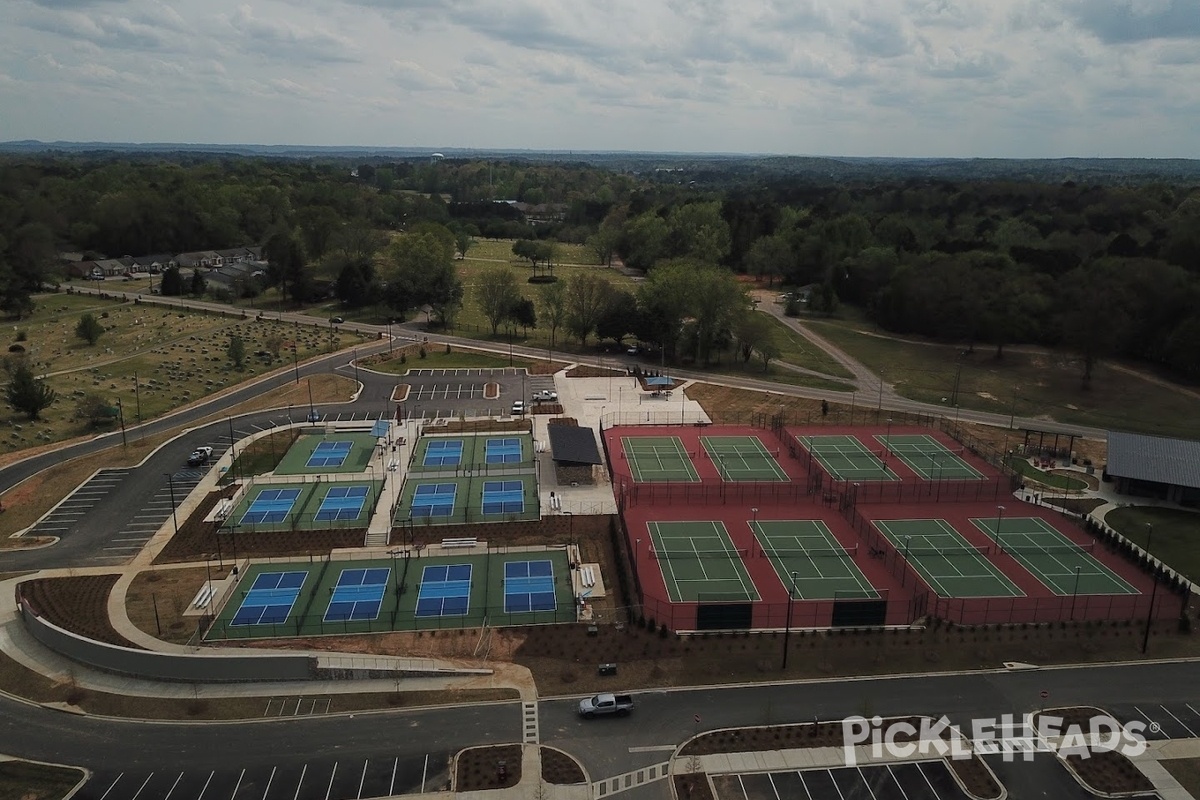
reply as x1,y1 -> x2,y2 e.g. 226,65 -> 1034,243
0,0 -> 1196,156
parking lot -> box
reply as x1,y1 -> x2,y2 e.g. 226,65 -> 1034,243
711,762 -> 976,800
1108,701 -> 1200,740
74,751 -> 450,800
393,368 -> 556,423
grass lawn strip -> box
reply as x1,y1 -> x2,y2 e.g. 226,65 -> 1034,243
1163,756 -> 1200,797
0,759 -> 85,800
0,373 -> 356,538
1105,506 -> 1200,583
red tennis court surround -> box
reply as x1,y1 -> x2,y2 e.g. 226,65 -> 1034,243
604,424 -> 1187,632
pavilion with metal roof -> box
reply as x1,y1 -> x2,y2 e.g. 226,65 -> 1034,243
1106,430 -> 1200,507
547,425 -> 603,466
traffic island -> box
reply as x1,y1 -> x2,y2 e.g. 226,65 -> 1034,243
675,717 -> 1002,800
540,745 -> 587,784
1035,707 -> 1157,796
454,744 -> 522,791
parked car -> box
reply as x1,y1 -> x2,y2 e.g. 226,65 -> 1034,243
532,390 -> 558,403
307,409 -> 321,423
187,446 -> 213,467
626,346 -> 639,355
329,316 -> 345,324
511,400 -> 526,416
579,693 -> 634,718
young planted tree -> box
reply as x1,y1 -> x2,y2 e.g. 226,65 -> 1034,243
75,313 -> 105,346
227,335 -> 246,370
190,269 -> 207,297
5,359 -> 56,420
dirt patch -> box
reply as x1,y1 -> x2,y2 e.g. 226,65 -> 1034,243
127,565 -> 234,643
0,760 -> 85,800
484,382 -> 499,400
566,365 -> 625,378
540,746 -> 586,784
17,574 -> 142,648
1064,749 -> 1154,794
455,744 -> 522,791
432,419 -> 532,434
532,403 -> 564,415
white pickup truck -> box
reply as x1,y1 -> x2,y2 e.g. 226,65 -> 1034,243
578,693 -> 634,718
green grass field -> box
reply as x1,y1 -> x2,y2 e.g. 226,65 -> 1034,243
1006,458 -> 1089,490
807,315 -> 1200,438
368,347 -> 533,373
1105,506 -> 1200,582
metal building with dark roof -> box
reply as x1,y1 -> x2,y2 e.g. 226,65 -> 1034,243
547,425 -> 602,466
1106,430 -> 1200,507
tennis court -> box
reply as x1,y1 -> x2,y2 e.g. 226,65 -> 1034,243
415,564 -> 473,617
798,434 -> 898,481
239,488 -> 303,525
972,516 -> 1139,596
503,560 -> 557,613
622,436 -> 700,483
701,436 -> 789,482
229,571 -> 307,626
876,434 -> 985,480
752,520 -> 878,600
274,432 -> 379,475
324,567 -> 390,622
647,521 -> 759,603
314,485 -> 371,522
875,519 -> 1024,598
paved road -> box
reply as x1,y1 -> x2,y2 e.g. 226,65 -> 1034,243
0,660 -> 1195,798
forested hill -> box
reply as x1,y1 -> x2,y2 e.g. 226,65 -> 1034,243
3,141 -> 1199,184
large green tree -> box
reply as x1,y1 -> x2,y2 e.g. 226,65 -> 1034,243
5,359 -> 56,420
538,281 -> 568,350
476,266 -> 521,336
564,272 -> 614,346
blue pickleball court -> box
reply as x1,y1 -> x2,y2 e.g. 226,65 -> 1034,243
230,571 -> 307,626
307,440 -> 353,469
314,485 -> 371,522
415,564 -> 472,617
323,567 -> 390,622
412,483 -> 457,517
484,437 -> 523,464
423,439 -> 464,467
240,488 -> 302,525
503,560 -> 557,613
481,480 -> 524,515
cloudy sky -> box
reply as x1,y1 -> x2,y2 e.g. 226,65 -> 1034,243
2,0 -> 1199,158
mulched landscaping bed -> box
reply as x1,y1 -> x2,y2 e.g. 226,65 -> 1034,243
679,718 -> 1000,800
674,773 -> 715,800
18,574 -> 143,648
455,744 -> 522,791
540,746 -> 586,784
1035,707 -> 1155,795
565,365 -> 625,378
435,419 -> 532,434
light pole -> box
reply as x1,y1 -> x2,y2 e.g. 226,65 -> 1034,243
900,535 -> 912,586
117,398 -> 127,448
996,505 -> 1006,553
883,418 -> 892,479
1069,566 -> 1082,620
781,571 -> 799,670
1141,524 -> 1158,654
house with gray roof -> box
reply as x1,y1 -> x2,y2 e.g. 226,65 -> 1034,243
1105,430 -> 1200,507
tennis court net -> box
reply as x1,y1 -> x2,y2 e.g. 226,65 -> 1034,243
705,448 -> 781,459
1000,542 -> 1095,555
761,544 -> 858,559
898,545 -> 991,558
651,547 -> 750,560
889,448 -> 966,459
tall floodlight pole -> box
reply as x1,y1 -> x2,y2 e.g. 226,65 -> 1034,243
781,571 -> 799,670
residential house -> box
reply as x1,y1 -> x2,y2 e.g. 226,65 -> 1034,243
93,259 -> 127,277
176,251 -> 223,269
133,254 -> 176,273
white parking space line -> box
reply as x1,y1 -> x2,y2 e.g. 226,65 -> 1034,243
292,765 -> 308,800
261,766 -> 276,799
1162,705 -> 1197,737
229,768 -> 245,800
163,772 -> 183,800
358,761 -> 368,798
130,772 -> 153,800
196,771 -> 214,800
391,759 -> 399,796
1133,706 -> 1169,738
325,762 -> 338,800
98,774 -> 123,800
112,537 -> 149,542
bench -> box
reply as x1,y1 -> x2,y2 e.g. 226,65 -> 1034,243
442,537 -> 478,549
580,566 -> 596,588
191,582 -> 215,610
214,499 -> 232,521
